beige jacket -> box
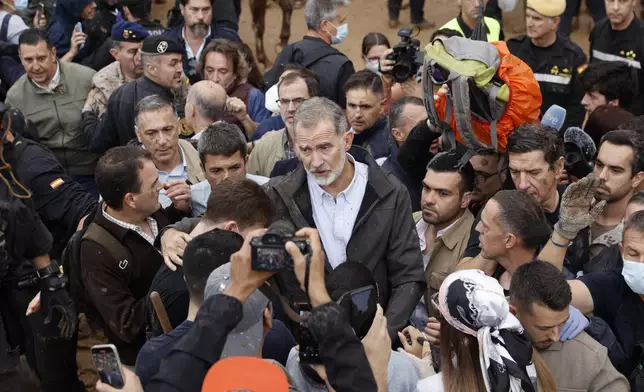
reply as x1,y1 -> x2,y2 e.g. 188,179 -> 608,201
247,128 -> 286,177
179,139 -> 206,185
413,209 -> 474,314
541,332 -> 629,392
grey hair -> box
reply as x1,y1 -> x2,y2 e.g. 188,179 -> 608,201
134,95 -> 177,128
293,97 -> 348,136
304,0 -> 348,30
186,88 -> 225,123
111,40 -> 122,50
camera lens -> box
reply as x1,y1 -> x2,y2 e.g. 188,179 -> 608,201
393,62 -> 412,82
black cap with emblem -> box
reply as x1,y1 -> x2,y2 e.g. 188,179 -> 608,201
140,36 -> 183,55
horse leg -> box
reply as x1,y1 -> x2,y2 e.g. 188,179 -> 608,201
250,0 -> 269,67
277,0 -> 293,53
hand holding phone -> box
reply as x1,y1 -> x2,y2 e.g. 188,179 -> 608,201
91,344 -> 125,389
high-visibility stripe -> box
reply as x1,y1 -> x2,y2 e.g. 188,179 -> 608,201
533,73 -> 572,85
592,49 -> 642,69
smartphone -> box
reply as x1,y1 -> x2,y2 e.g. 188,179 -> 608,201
91,344 -> 125,389
297,304 -> 321,365
75,22 -> 85,50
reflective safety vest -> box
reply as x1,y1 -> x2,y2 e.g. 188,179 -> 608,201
440,17 -> 502,42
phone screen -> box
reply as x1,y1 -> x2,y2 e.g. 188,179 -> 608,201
91,345 -> 125,388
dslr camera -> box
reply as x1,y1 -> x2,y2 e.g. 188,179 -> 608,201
251,220 -> 310,271
386,27 -> 423,83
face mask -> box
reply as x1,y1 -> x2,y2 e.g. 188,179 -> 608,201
328,22 -> 348,45
365,57 -> 380,75
14,0 -> 29,11
622,258 -> 644,294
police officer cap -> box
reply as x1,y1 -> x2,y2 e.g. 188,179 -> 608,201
140,36 -> 183,55
111,21 -> 149,43
527,0 -> 565,17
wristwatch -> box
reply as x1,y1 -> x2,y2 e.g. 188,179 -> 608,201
37,261 -> 61,278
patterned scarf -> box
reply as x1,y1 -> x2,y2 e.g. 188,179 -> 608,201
438,270 -> 538,392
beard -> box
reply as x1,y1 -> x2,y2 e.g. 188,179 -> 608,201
307,153 -> 346,187
189,22 -> 209,38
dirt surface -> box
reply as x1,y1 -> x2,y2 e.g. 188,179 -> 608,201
150,0 -> 594,71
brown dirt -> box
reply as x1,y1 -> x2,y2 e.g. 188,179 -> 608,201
150,0 -> 594,71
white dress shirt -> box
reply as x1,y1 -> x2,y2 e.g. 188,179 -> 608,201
308,154 -> 368,269
415,217 -> 460,269
182,25 -> 211,62
190,173 -> 270,216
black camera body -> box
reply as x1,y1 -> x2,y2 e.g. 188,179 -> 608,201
386,27 -> 423,83
250,220 -> 310,271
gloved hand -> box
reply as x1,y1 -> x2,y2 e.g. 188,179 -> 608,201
560,305 -> 589,341
554,173 -> 606,240
40,274 -> 77,340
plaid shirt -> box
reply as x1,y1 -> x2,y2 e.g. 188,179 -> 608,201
102,207 -> 159,246
283,130 -> 297,160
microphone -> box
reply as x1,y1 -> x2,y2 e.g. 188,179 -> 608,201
563,127 -> 596,179
541,105 -> 567,132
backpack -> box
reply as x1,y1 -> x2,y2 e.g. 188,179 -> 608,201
62,221 -> 131,316
422,36 -> 542,154
263,42 -> 347,92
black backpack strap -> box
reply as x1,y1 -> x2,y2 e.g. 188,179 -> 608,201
0,14 -> 11,43
82,223 -> 132,266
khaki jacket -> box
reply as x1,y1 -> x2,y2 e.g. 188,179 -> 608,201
178,139 -> 205,185
541,332 -> 629,392
247,128 -> 286,177
414,209 -> 474,313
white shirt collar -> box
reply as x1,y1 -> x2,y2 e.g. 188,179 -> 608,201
182,25 -> 212,61
33,61 -> 61,91
416,215 -> 462,252
307,154 -> 365,201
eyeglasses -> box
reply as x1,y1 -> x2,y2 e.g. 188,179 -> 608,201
474,170 -> 499,182
276,97 -> 307,108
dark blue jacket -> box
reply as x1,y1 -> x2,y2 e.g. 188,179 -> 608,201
48,0 -> 93,58
382,143 -> 421,211
352,116 -> 392,160
162,23 -> 239,84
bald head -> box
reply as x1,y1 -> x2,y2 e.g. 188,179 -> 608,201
186,80 -> 227,128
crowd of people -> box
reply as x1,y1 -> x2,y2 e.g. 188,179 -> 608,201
0,0 -> 644,390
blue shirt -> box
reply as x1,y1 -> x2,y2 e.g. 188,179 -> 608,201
135,320 -> 194,387
247,88 -> 272,124
252,116 -> 286,141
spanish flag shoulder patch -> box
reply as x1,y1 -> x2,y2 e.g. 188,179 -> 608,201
50,178 -> 64,189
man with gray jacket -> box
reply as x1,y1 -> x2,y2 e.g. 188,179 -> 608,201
264,97 -> 425,341
6,28 -> 98,196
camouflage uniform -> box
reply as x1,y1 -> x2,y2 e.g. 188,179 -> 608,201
83,61 -> 130,118
84,62 -> 191,120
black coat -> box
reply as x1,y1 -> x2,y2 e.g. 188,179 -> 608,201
147,296 -> 377,392
264,36 -> 355,107
82,76 -> 177,153
6,133 -> 96,259
264,146 -> 426,341
507,34 -> 587,129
